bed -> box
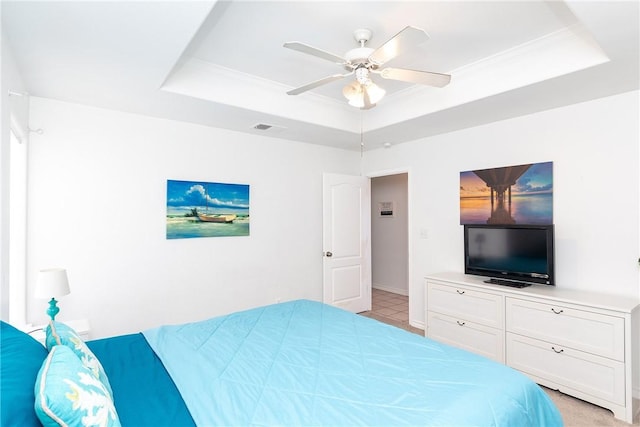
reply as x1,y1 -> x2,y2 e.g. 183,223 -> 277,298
1,299 -> 563,426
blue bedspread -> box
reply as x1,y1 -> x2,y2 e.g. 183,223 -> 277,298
87,333 -> 195,426
144,299 -> 563,426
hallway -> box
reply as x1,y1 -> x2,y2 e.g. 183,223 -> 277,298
360,288 -> 422,335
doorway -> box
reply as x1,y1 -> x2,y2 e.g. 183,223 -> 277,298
371,173 -> 409,301
321,171 -> 409,321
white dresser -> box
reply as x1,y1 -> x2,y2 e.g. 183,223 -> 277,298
425,272 -> 639,423
427,282 -> 504,362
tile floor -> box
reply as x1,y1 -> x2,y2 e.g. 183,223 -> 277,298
371,288 -> 409,322
360,288 -> 423,335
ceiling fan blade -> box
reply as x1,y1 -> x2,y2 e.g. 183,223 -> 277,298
283,42 -> 345,64
368,26 -> 429,66
286,73 -> 352,95
379,67 -> 451,87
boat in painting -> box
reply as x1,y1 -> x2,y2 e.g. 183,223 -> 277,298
197,213 -> 236,223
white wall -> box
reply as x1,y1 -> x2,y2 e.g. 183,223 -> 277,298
371,173 -> 408,295
26,97 -> 361,338
363,90 -> 640,327
19,92 -> 640,336
0,28 -> 29,322
365,91 -> 640,401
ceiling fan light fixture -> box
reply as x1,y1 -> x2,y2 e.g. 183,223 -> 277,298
343,81 -> 385,109
348,95 -> 365,109
342,82 -> 365,108
343,81 -> 362,102
365,82 -> 386,104
355,66 -> 370,84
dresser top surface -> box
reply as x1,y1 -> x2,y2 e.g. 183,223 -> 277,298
426,272 -> 640,313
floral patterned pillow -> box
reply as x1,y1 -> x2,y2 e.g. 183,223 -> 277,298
34,345 -> 120,427
46,321 -> 113,399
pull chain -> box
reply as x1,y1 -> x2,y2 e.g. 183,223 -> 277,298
360,112 -> 364,158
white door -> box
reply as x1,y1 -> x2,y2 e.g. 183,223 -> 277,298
322,173 -> 371,313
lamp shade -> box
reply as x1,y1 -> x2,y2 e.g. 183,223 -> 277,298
35,268 -> 70,299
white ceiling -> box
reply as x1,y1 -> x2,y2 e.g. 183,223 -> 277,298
2,1 -> 638,151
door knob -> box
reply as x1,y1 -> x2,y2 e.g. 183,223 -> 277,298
325,251 -> 333,257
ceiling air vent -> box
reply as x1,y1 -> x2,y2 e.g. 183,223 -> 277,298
252,123 -> 286,134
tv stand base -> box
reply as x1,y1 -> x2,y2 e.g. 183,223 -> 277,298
484,278 -> 531,288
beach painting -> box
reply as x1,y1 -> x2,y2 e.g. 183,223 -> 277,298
460,161 -> 553,225
166,179 -> 250,239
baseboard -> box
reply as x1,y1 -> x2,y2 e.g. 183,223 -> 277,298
635,383 -> 640,422
410,319 -> 425,331
372,284 -> 408,296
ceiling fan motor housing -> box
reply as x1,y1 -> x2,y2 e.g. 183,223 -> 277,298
345,47 -> 375,66
344,28 -> 375,70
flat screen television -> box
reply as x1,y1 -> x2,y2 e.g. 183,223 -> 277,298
464,224 -> 555,287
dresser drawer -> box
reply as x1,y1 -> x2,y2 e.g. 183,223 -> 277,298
427,312 -> 504,362
427,283 -> 503,329
506,297 -> 624,361
506,333 -> 625,405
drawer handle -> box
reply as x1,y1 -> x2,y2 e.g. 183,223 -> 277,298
456,321 -> 466,326
456,290 -> 465,295
551,346 -> 564,354
551,308 -> 564,314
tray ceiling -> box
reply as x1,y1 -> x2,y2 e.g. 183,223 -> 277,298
2,1 -> 638,150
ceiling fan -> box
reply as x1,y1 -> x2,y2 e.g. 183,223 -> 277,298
284,26 -> 451,110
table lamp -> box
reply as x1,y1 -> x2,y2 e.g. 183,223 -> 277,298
35,268 -> 70,321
